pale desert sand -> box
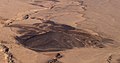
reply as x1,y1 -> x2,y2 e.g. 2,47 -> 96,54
0,0 -> 120,63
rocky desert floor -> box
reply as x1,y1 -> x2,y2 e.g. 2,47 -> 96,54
0,0 -> 120,63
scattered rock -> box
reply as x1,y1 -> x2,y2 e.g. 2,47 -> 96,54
0,43 -> 15,63
23,14 -> 29,20
48,58 -> 61,63
107,54 -> 120,63
56,53 -> 63,59
107,55 -> 112,63
48,53 -> 63,63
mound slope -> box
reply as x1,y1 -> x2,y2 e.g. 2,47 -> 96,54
9,21 -> 112,52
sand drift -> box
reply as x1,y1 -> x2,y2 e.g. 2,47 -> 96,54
8,21 -> 112,52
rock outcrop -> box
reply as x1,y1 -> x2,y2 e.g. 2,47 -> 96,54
8,21 -> 112,52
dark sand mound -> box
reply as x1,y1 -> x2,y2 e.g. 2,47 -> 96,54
9,21 -> 112,52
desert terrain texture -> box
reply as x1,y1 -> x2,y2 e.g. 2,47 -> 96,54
0,0 -> 120,63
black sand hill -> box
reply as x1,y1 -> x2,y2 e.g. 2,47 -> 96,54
9,21 -> 112,52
